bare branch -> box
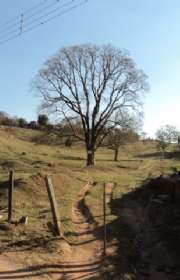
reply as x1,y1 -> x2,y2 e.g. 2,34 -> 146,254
32,44 -> 148,165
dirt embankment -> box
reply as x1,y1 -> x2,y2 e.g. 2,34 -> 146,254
135,175 -> 180,280
0,182 -> 114,280
110,173 -> 180,280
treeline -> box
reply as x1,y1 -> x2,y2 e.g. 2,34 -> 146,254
155,125 -> 180,157
0,111 -> 51,130
0,111 -> 141,161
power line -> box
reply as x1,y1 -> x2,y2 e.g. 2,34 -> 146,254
0,0 -> 86,42
0,0 -> 65,35
22,0 -> 77,32
0,0 -> 49,30
0,0 -> 76,40
0,0 -> 88,45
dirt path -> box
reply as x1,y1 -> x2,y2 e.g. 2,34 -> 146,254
57,182 -> 103,280
0,254 -> 50,279
0,182 -> 114,280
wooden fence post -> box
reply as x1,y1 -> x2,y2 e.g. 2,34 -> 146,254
103,182 -> 107,257
45,176 -> 62,236
8,170 -> 14,222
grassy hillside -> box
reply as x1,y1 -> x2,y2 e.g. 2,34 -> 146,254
0,126 -> 179,268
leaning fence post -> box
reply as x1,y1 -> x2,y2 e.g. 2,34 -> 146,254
103,182 -> 107,257
8,170 -> 14,222
45,176 -> 62,236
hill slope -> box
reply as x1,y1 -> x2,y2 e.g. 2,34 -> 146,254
0,126 -> 179,278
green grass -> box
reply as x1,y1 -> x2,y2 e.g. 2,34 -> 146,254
0,126 -> 179,266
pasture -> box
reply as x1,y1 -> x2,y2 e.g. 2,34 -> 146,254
0,126 -> 179,276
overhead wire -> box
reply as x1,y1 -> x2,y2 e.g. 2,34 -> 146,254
0,0 -> 88,45
0,0 -> 65,36
0,0 -> 49,30
0,0 -> 76,40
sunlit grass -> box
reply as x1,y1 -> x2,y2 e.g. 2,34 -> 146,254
0,126 -> 179,265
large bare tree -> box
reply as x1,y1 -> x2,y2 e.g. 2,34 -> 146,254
33,44 -> 148,166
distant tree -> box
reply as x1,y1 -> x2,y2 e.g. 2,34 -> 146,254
18,118 -> 27,128
156,125 -> 178,157
65,137 -> 73,147
0,111 -> 11,126
177,135 -> 180,151
107,114 -> 140,161
37,114 -> 49,126
141,131 -> 147,144
0,111 -> 9,122
2,117 -> 14,127
0,113 -> 28,128
28,121 -> 37,129
46,124 -> 55,131
33,44 -> 148,166
107,129 -> 125,161
60,117 -> 84,138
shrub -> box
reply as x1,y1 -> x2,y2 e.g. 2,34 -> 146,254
65,137 -> 73,147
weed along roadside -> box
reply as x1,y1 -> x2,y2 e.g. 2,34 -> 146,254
0,168 -> 116,279
0,130 -> 180,279
0,170 -> 29,227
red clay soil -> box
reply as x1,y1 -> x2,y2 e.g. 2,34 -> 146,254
0,182 -> 113,280
0,254 -> 49,279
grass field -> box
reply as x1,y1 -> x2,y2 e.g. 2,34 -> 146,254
0,125 -> 179,269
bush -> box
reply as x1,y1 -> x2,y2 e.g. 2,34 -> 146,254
28,121 -> 38,129
18,118 -> 28,128
65,137 -> 73,147
38,114 -> 49,126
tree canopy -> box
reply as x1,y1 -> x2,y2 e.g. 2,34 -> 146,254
33,44 -> 148,165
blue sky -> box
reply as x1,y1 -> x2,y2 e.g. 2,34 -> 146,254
0,0 -> 180,136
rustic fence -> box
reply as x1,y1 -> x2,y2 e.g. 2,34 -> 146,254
0,170 -> 115,257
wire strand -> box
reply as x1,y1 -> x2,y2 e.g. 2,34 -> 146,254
0,0 -> 49,29
0,0 -> 88,46
0,0 -> 76,40
0,0 -> 63,34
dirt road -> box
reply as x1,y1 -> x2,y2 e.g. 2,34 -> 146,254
0,255 -> 50,279
0,182 -> 113,280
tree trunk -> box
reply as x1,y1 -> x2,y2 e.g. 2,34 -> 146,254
114,148 -> 119,161
162,148 -> 165,159
86,149 -> 95,166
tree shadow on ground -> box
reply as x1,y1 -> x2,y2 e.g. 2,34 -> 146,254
0,260 -> 101,279
0,181 -> 9,200
96,159 -> 143,163
2,176 -> 180,279
100,174 -> 180,279
99,180 -> 151,279
0,236 -> 63,254
135,151 -> 180,159
59,155 -> 85,161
